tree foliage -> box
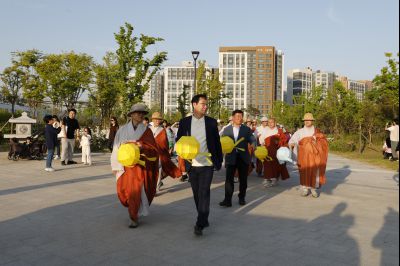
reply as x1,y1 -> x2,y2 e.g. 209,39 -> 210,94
36,52 -> 94,110
12,49 -> 45,117
89,52 -> 123,127
0,65 -> 24,116
114,22 -> 167,113
177,84 -> 190,118
195,62 -> 228,119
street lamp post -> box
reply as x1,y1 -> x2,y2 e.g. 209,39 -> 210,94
191,51 -> 200,92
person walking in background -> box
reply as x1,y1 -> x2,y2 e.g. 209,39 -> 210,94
149,112 -> 182,191
176,94 -> 223,236
61,109 -> 80,165
255,117 -> 269,176
143,117 -> 150,127
289,113 -> 328,198
262,118 -> 290,188
108,116 -> 119,152
164,121 -> 176,156
80,127 -> 92,165
44,115 -> 61,172
385,119 -> 399,161
219,110 -> 256,207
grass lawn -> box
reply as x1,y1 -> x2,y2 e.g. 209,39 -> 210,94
331,147 -> 399,171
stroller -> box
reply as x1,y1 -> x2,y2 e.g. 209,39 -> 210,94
8,134 -> 46,161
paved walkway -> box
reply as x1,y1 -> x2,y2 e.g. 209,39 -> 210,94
0,153 -> 398,266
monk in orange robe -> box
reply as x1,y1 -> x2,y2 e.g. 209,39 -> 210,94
262,118 -> 290,187
149,112 -> 182,190
289,113 -> 328,198
111,103 -> 159,228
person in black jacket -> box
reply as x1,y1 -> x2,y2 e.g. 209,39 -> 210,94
44,115 -> 61,172
220,110 -> 256,207
176,94 -> 223,236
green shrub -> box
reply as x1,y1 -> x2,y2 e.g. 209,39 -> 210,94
329,139 -> 356,152
90,134 -> 109,152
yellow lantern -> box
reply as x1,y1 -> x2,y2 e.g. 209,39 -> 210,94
254,146 -> 272,162
118,143 -> 145,167
175,136 -> 200,160
220,136 -> 245,154
220,136 -> 235,154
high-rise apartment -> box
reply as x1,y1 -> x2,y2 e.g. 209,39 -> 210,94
287,67 -> 313,104
143,72 -> 164,111
218,46 -> 284,115
339,76 -> 367,101
162,61 -> 212,114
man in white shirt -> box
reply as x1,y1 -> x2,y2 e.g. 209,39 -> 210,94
176,94 -> 223,236
386,119 -> 399,160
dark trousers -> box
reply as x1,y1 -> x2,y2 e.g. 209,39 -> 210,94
225,155 -> 249,203
189,166 -> 214,228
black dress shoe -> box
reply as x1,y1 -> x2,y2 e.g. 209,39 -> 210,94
219,201 -> 232,207
61,161 -> 66,166
194,225 -> 203,236
180,174 -> 189,182
204,221 -> 210,228
239,199 -> 246,206
68,160 -> 78,165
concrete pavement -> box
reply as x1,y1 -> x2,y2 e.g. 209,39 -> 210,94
0,153 -> 398,266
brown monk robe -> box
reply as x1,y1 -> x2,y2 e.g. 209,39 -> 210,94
116,128 -> 159,223
178,156 -> 186,173
263,128 -> 290,181
155,128 -> 182,179
297,129 -> 328,188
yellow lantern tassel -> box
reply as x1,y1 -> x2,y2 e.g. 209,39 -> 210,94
141,154 -> 157,161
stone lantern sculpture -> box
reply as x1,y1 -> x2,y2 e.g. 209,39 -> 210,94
4,112 -> 37,140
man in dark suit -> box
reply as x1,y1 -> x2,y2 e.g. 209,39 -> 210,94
176,94 -> 223,236
220,110 -> 256,207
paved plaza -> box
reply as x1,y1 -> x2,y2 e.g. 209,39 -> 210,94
0,152 -> 398,266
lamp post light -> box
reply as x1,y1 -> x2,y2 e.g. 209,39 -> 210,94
191,51 -> 200,92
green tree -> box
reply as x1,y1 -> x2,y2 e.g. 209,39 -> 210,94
37,52 -> 94,110
195,62 -> 228,118
114,22 -> 167,113
177,84 -> 190,118
0,65 -> 24,116
12,49 -> 45,117
368,52 -> 399,119
89,52 -> 123,128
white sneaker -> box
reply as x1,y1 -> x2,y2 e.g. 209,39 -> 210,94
45,168 -> 55,172
263,179 -> 273,187
54,155 -> 60,160
271,179 -> 278,186
301,188 -> 309,197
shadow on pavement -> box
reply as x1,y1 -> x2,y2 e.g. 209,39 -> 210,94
372,207 -> 400,266
0,185 -> 362,265
324,165 -> 352,195
0,173 -> 112,196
